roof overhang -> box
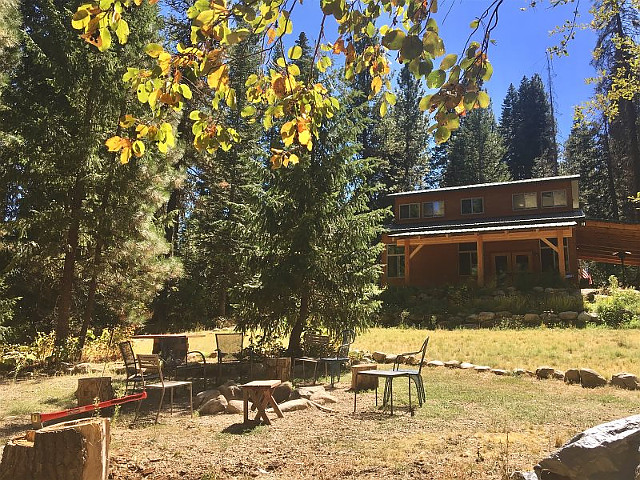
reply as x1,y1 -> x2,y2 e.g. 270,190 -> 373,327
577,220 -> 640,266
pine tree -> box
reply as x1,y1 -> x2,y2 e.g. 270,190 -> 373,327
441,105 -> 511,187
0,0 -> 179,349
500,75 -> 557,180
237,90 -> 386,356
382,64 -> 430,192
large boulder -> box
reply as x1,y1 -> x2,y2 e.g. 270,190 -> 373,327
444,360 -> 461,369
199,394 -> 228,415
384,354 -> 398,364
564,369 -> 581,385
272,399 -> 312,413
195,389 -> 221,408
611,373 -> 640,390
372,352 -> 387,363
559,311 -> 579,321
309,391 -> 338,404
272,381 -> 293,404
225,400 -> 244,414
459,362 -> 475,370
535,414 -> 640,480
218,381 -> 242,401
478,312 -> 496,322
523,313 -> 542,326
510,472 -> 537,480
536,366 -> 555,380
474,365 -> 491,373
580,368 -> 607,388
427,360 -> 444,368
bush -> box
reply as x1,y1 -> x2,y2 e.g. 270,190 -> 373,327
594,288 -> 640,327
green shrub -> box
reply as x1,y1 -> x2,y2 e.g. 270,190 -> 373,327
594,288 -> 640,327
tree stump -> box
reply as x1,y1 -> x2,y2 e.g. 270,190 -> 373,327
264,357 -> 291,382
0,418 -> 110,480
76,377 -> 114,407
351,363 -> 378,391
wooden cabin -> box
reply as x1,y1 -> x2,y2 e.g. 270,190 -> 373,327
381,175 -> 640,288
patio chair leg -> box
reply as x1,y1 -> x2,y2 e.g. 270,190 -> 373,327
408,376 -> 413,416
189,383 -> 193,417
134,396 -> 143,424
156,388 -> 166,424
170,388 -> 174,415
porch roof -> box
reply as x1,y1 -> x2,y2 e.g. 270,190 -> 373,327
386,210 -> 585,238
576,220 -> 640,266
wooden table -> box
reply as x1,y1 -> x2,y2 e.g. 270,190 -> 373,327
352,370 -> 414,415
241,380 -> 284,425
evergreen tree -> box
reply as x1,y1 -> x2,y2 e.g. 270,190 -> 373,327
441,105 -> 511,187
0,0 -> 179,349
237,90 -> 386,356
382,64 -> 430,192
500,75 -> 557,180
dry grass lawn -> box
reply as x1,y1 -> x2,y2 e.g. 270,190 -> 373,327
2,327 -> 640,479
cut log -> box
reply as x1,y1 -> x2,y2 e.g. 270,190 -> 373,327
0,417 -> 110,480
264,357 -> 291,382
75,377 -> 114,407
351,363 -> 378,391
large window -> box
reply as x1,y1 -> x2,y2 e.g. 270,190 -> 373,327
541,190 -> 567,208
399,203 -> 420,219
461,197 -> 484,215
540,238 -> 569,274
423,200 -> 444,218
459,242 -> 478,276
387,245 -> 405,278
513,192 -> 537,210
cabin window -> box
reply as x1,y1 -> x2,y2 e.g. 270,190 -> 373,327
459,242 -> 478,276
387,245 -> 405,278
423,201 -> 445,218
461,197 -> 484,215
540,239 -> 569,274
541,190 -> 567,208
513,192 -> 537,210
399,203 -> 420,219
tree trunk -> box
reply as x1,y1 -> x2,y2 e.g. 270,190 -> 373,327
602,119 -> 620,220
286,289 -> 309,357
77,243 -> 101,353
55,175 -> 83,349
0,418 -> 110,480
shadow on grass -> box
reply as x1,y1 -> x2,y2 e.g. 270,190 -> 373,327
221,421 -> 266,435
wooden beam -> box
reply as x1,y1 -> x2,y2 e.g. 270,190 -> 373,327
476,235 -> 485,287
409,244 -> 424,259
540,237 -> 559,253
399,227 -> 574,246
404,239 -> 410,285
557,230 -> 566,279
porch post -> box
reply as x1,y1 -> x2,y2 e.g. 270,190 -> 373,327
476,235 -> 484,287
404,239 -> 410,285
557,231 -> 566,279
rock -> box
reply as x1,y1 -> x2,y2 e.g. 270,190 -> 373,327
533,286 -> 544,293
541,313 -> 560,326
384,354 -> 398,364
578,312 -> 595,324
195,389 -> 222,408
478,312 -> 496,322
535,414 -> 640,480
611,373 -> 640,390
466,314 -> 479,322
406,354 -> 421,365
427,360 -> 444,368
491,369 -> 509,376
199,394 -> 228,415
225,400 -> 244,414
444,360 -> 461,369
545,287 -> 555,294
273,399 -> 312,413
510,472 -> 538,480
580,368 -> 607,388
496,311 -> 513,318
474,366 -> 491,373
72,363 -> 93,374
309,391 -> 338,404
493,289 -> 506,297
513,368 -> 527,376
523,313 -> 541,326
460,323 -> 479,329
372,351 -> 387,363
292,385 -> 326,400
480,319 -> 497,329
536,366 -> 555,380
564,369 -> 581,385
460,362 -> 475,369
559,311 -> 579,321
553,370 -> 565,381
219,382 -> 242,401
272,381 -> 293,404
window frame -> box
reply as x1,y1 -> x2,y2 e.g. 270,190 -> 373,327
461,197 -> 484,215
458,242 -> 478,276
512,192 -> 538,211
541,189 -> 567,208
387,245 -> 405,278
399,202 -> 420,219
422,200 -> 445,218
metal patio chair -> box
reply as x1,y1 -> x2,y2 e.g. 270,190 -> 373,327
134,354 -> 193,424
389,336 -> 429,406
319,329 -> 356,387
119,341 -> 147,395
292,333 -> 331,385
215,332 -> 249,383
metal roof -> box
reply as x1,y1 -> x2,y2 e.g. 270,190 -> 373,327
388,221 -> 579,238
388,175 -> 580,197
386,210 -> 586,235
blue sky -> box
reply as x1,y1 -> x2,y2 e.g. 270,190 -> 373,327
289,0 -> 597,145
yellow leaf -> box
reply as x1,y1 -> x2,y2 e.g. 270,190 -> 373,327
288,153 -> 299,165
119,114 -> 136,128
132,140 -> 145,157
370,76 -> 382,95
207,65 -> 228,89
298,129 -> 311,145
105,136 -> 123,152
120,146 -> 132,164
158,52 -> 172,75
